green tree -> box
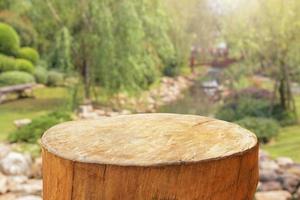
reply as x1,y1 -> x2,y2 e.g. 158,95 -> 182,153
0,22 -> 20,56
28,0 -> 179,98
50,27 -> 73,73
221,0 -> 300,116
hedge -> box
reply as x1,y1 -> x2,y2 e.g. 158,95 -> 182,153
0,54 -> 17,72
0,54 -> 34,74
16,59 -> 34,73
18,47 -> 40,64
34,67 -> 48,84
215,97 -> 270,122
0,22 -> 20,56
0,71 -> 35,87
236,117 -> 280,143
47,71 -> 64,86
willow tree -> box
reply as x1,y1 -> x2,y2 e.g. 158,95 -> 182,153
27,0 -> 178,98
136,0 -> 178,76
221,0 -> 300,117
50,27 -> 73,73
91,0 -> 159,93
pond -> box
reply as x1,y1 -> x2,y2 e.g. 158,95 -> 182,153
158,78 -> 220,117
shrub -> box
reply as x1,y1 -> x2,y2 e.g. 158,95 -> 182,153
226,87 -> 272,102
47,71 -> 64,86
163,58 -> 180,77
0,55 -> 34,74
9,111 -> 72,143
16,59 -> 34,73
0,71 -> 35,86
0,54 -> 17,72
271,104 -> 298,126
236,117 -> 280,143
34,67 -> 48,84
215,107 -> 237,122
0,11 -> 37,46
215,97 -> 270,122
0,22 -> 20,56
18,47 -> 39,64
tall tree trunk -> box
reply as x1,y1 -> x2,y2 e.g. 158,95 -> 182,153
83,59 -> 90,100
278,62 -> 297,120
81,38 -> 91,101
279,78 -> 286,110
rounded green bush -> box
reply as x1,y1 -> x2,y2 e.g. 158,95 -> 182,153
34,67 -> 48,84
18,47 -> 39,64
9,111 -> 71,143
0,11 -> 38,46
16,59 -> 34,73
0,54 -> 17,72
0,23 -> 20,56
215,97 -> 270,122
0,71 -> 35,86
0,54 -> 34,73
271,104 -> 298,126
47,71 -> 64,86
235,117 -> 280,143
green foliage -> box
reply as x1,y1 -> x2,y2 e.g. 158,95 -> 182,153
221,0 -> 300,114
0,54 -> 34,73
29,0 -> 181,95
0,71 -> 35,86
216,97 -> 270,122
34,66 -> 48,84
18,47 -> 39,64
66,81 -> 83,111
0,1 -> 10,9
227,87 -> 272,102
0,54 -> 17,72
215,106 -> 236,122
136,0 -> 179,77
50,27 -> 73,73
0,22 -> 20,56
236,117 -> 280,143
92,0 -> 159,93
8,111 -> 71,143
0,87 -> 69,139
15,59 -> 34,73
0,11 -> 37,46
163,58 -> 180,77
217,95 -> 297,126
271,105 -> 298,126
47,71 -> 64,86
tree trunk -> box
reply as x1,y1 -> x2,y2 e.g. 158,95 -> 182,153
82,59 -> 90,100
80,36 -> 90,100
42,114 -> 259,200
278,62 -> 297,119
279,78 -> 286,110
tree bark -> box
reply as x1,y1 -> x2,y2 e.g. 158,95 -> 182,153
42,114 -> 259,200
279,78 -> 286,110
82,59 -> 90,100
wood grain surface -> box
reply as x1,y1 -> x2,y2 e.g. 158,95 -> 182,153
42,113 -> 259,200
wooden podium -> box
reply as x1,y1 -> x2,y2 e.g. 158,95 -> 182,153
41,113 -> 258,200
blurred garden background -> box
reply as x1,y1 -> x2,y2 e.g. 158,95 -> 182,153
0,0 -> 300,199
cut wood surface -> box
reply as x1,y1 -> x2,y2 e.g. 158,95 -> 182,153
42,113 -> 259,200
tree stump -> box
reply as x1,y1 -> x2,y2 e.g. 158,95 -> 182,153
41,113 -> 258,200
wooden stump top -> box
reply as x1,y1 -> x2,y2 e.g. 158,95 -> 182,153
41,113 -> 257,166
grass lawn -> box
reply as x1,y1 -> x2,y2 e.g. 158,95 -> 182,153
0,87 -> 69,141
263,125 -> 300,162
263,95 -> 300,162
